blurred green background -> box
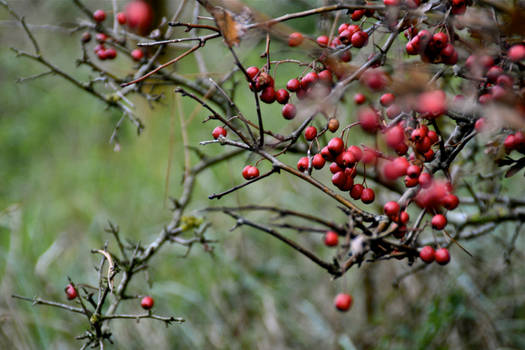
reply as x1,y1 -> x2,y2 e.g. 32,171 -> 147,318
1,1 -> 525,349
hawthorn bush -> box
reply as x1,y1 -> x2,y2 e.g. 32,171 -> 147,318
2,0 -> 525,348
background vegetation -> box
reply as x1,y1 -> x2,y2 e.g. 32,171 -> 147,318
1,1 -> 524,349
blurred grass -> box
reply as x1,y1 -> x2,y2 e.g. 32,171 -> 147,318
1,1 -> 525,349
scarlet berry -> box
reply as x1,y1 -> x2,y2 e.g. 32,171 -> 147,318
328,137 -> 345,155
351,9 -> 365,21
427,130 -> 439,144
404,175 -> 418,187
304,126 -> 317,141
350,184 -> 364,200
351,31 -> 368,48
141,296 -> 154,310
347,145 -> 362,162
431,214 -> 447,230
435,248 -> 450,265
418,172 -> 432,188
332,171 -> 346,188
321,147 -> 335,161
419,246 -> 435,263
442,194 -> 459,210
383,0 -> 400,5
242,165 -> 259,180
105,48 -> 117,59
400,211 -> 409,224
338,23 -> 349,34
288,32 -> 304,47
275,89 -> 289,104
324,231 -> 339,246
316,35 -> 329,47
504,134 -> 517,152
260,86 -> 276,104
508,44 -> 525,62
93,9 -> 106,23
432,32 -> 448,50
407,164 -> 422,178
95,33 -> 107,43
282,103 -> 297,120
318,70 -> 333,84
297,157 -> 309,172
354,93 -> 366,105
131,48 -> 144,61
286,78 -> 300,92
329,162 -> 342,174
358,107 -> 380,133
212,126 -> 227,139
380,93 -> 395,107
312,154 -> 326,169
125,0 -> 154,34
334,293 -> 353,311
361,188 -> 375,204
418,90 -> 447,118
246,66 -> 259,81
301,72 -> 319,89
486,66 -> 503,83
474,118 -> 485,132
117,12 -> 127,25
385,125 -> 405,149
384,201 -> 400,219
65,284 -> 77,300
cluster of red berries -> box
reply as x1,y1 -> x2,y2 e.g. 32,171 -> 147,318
419,246 -> 451,265
65,283 -> 155,310
406,29 -> 458,65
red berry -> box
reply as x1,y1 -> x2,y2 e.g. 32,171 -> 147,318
93,9 -> 106,22
329,162 -> 342,174
354,93 -> 367,105
324,231 -> 339,246
384,0 -> 400,5
474,118 -> 485,132
404,175 -> 418,187
65,284 -> 77,300
380,93 -> 395,107
384,201 -> 400,219
334,293 -> 353,311
288,32 -> 304,47
316,35 -> 329,47
141,296 -> 154,310
117,12 -> 127,25
385,125 -> 405,149
419,246 -> 435,263
350,184 -> 364,200
125,1 -> 154,34
246,66 -> 259,81
504,134 -> 517,152
301,72 -> 319,89
418,172 -> 432,188
212,126 -> 227,139
105,48 -> 117,59
358,107 -> 380,133
282,103 -> 297,120
337,151 -> 357,168
486,66 -> 503,83
275,89 -> 289,104
407,164 -> 422,178
286,78 -> 300,92
361,188 -> 375,204
318,70 -> 333,84
347,145 -> 363,162
443,194 -> 459,210
95,33 -> 108,43
351,9 -> 365,21
321,147 -> 335,161
304,126 -> 317,141
312,154 -> 326,169
351,31 -> 368,48
94,43 -> 105,54
435,248 -> 450,265
97,49 -> 109,60
328,137 -> 345,155
131,48 -> 144,61
242,165 -> 259,180
361,148 -> 378,165
418,90 -> 447,118
508,44 -> 525,62
332,171 -> 346,188
431,214 -> 447,230
338,23 -> 349,34
297,157 -> 309,172
432,32 -> 448,50
400,211 -> 410,224
260,86 -> 276,104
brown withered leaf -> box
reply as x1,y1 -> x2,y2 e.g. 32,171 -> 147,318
199,0 -> 243,47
